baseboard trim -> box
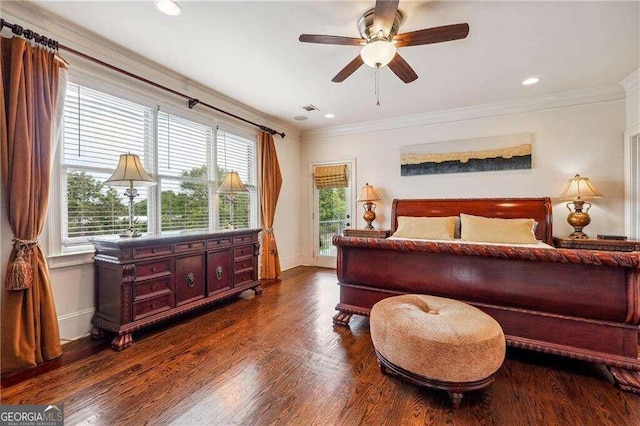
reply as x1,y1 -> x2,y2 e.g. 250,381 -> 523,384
58,308 -> 95,342
280,254 -> 309,271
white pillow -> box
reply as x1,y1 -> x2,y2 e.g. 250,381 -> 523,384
460,213 -> 538,244
392,216 -> 457,240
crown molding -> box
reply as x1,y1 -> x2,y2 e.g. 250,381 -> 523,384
1,1 -> 300,141
621,68 -> 640,95
302,84 -> 624,142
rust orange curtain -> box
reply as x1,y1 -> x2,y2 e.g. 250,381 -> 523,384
259,131 -> 282,279
0,37 -> 65,371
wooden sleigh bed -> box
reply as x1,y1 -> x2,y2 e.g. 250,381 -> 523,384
332,197 -> 640,393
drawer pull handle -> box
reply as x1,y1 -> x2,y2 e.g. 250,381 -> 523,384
152,302 -> 158,309
216,266 -> 224,280
188,243 -> 193,248
186,272 -> 195,288
151,266 -> 157,273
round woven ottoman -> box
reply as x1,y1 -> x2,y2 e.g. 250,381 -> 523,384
370,294 -> 506,408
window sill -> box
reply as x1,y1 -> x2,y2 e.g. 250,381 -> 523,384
47,250 -> 95,269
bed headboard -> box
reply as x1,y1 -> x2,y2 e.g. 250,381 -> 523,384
391,197 -> 553,244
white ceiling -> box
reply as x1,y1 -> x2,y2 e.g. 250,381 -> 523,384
30,1 -> 639,132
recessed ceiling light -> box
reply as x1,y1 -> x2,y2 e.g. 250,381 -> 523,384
294,115 -> 308,121
522,76 -> 540,86
155,0 -> 182,16
325,113 -> 335,119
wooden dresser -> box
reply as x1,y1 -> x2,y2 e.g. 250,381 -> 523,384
90,229 -> 261,350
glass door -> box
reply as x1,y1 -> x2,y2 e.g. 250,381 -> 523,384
311,161 -> 354,268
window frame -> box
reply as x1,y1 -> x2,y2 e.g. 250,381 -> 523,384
156,110 -> 216,234
216,127 -> 259,230
48,70 -> 259,258
60,82 -> 155,246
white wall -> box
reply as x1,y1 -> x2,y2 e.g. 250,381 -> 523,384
301,98 -> 627,261
623,70 -> 640,131
622,69 -> 640,238
0,3 -> 304,341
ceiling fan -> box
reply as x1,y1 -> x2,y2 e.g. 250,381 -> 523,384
299,0 -> 469,84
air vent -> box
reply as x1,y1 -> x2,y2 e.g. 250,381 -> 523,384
302,104 -> 320,112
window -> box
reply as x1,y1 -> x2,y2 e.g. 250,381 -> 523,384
62,83 -> 153,245
216,129 -> 257,229
60,82 -> 258,249
158,112 -> 213,232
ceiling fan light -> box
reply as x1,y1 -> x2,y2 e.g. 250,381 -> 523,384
360,40 -> 397,68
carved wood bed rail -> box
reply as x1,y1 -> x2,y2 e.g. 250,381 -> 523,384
333,197 -> 640,394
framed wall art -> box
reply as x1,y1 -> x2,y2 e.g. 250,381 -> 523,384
401,133 -> 532,176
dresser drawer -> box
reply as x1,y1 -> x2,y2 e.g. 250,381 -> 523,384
133,245 -> 174,259
234,245 -> 254,259
207,238 -> 232,249
135,259 -> 173,280
133,276 -> 173,301
234,257 -> 254,273
207,250 -> 231,294
233,234 -> 257,245
175,254 -> 206,306
234,270 -> 255,286
133,293 -> 173,321
176,240 -> 206,253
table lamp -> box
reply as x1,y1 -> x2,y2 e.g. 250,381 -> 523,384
357,183 -> 381,230
558,174 -> 603,239
105,153 -> 156,237
217,171 -> 248,229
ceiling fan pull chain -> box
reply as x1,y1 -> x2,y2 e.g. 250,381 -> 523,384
375,66 -> 380,106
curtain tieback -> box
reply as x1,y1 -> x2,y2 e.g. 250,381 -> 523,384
263,229 -> 278,254
4,237 -> 38,291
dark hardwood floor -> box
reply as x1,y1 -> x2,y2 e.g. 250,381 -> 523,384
1,266 -> 639,425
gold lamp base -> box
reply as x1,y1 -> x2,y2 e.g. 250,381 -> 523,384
362,201 -> 377,230
566,200 -> 592,239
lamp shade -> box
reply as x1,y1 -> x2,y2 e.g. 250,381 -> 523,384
217,171 -> 248,193
357,183 -> 381,202
558,174 -> 604,201
360,40 -> 397,68
105,153 -> 156,187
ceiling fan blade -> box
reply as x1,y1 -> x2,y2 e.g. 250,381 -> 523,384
332,56 -> 364,83
387,53 -> 418,83
394,23 -> 470,47
373,0 -> 399,37
299,34 -> 365,46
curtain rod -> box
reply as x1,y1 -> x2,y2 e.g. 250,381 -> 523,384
0,18 -> 286,138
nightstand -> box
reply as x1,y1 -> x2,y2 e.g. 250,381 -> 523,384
343,229 -> 391,238
553,237 -> 640,252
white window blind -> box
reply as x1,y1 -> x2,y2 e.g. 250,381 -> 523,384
158,112 -> 213,232
62,83 -> 153,243
216,129 -> 257,229
59,82 -> 258,248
